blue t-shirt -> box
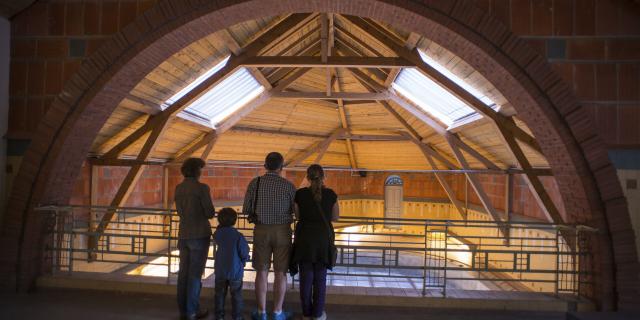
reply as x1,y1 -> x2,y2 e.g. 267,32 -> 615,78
213,226 -> 250,280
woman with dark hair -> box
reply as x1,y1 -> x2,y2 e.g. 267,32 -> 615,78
291,164 -> 339,320
175,158 -> 215,320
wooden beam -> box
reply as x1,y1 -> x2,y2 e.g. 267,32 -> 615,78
93,120 -> 171,238
215,90 -> 272,133
345,16 -> 542,155
172,131 -> 217,163
273,67 -> 311,91
124,94 -> 162,114
272,91 -> 387,100
96,114 -> 150,155
321,13 -> 329,63
231,126 -> 326,139
498,125 -> 564,225
446,133 -> 501,170
399,131 -> 458,170
448,139 -> 509,237
333,69 -> 358,169
404,131 -> 467,219
285,128 -> 346,167
101,14 -> 311,160
89,158 -> 166,166
425,154 -> 467,220
386,90 -> 447,136
200,135 -> 217,161
242,56 -> 413,68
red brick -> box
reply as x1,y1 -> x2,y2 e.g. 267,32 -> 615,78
574,0 -> 596,35
36,39 -> 68,58
573,64 -> 596,100
551,62 -> 573,84
100,2 -> 120,35
84,1 -> 100,35
595,0 -> 620,35
595,64 -> 617,100
593,105 -> 617,144
119,2 -> 138,29
618,64 -> 640,101
65,2 -> 84,35
7,98 -> 27,134
26,98 -> 45,132
63,60 -> 82,83
25,3 -> 48,36
531,0 -> 552,35
9,61 -> 28,95
553,0 -> 573,35
617,105 -> 640,145
567,39 -> 605,60
44,61 -> 64,95
48,2 -> 66,35
27,61 -> 45,95
607,39 -> 640,60
137,0 -> 157,15
510,0 -> 531,35
490,0 -> 510,27
11,39 -> 36,58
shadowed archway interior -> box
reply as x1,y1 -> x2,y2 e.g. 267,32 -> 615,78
1,0 -> 637,312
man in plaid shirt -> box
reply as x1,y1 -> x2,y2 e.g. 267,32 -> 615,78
243,152 -> 296,320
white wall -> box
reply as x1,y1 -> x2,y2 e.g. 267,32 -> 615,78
0,17 -> 9,227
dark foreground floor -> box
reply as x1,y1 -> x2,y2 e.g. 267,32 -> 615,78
0,287 -> 573,320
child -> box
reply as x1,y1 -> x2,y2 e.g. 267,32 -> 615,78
213,208 -> 250,320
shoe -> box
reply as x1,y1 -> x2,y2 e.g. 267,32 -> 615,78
252,310 -> 268,320
271,311 -> 293,320
312,311 -> 326,320
182,309 -> 209,320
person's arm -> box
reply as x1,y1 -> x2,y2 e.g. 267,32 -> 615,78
331,201 -> 340,222
200,184 -> 215,219
294,203 -> 300,220
242,179 -> 256,215
238,234 -> 250,265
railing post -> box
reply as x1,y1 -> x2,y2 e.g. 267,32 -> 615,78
167,212 -> 172,284
68,228 -> 74,274
575,228 -> 580,296
554,228 -> 560,296
443,223 -> 448,298
422,223 -> 427,297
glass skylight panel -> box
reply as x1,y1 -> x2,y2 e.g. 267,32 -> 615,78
392,68 -> 476,126
417,50 -> 495,106
160,55 -> 265,128
162,55 -> 230,107
391,51 -> 498,126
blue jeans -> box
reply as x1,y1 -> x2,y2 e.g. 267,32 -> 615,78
214,278 -> 244,319
177,237 -> 210,316
299,262 -> 327,317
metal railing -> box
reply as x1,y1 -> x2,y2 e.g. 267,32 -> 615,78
37,205 -> 595,298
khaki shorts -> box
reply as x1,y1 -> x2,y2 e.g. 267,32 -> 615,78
252,224 -> 292,273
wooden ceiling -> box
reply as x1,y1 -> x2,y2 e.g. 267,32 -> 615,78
92,13 -> 548,172
90,13 -> 570,235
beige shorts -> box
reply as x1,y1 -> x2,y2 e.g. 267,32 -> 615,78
252,224 -> 292,273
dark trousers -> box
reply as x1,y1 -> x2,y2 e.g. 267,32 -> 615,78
214,278 -> 244,319
299,262 -> 328,317
177,237 -> 210,316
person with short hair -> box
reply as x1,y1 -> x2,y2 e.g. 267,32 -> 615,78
291,164 -> 339,320
175,158 -> 215,320
242,152 -> 296,320
213,207 -> 250,320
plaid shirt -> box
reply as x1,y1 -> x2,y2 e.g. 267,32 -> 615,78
242,172 -> 296,225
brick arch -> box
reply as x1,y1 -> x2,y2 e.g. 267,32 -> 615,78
2,0 -> 637,311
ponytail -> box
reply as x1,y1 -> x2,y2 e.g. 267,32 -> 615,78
306,164 -> 325,203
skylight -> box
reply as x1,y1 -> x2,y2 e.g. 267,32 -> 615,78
391,50 -> 496,126
161,55 -> 265,128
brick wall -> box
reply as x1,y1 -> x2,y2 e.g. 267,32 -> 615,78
8,0 -> 156,139
71,165 -> 556,222
471,0 -> 640,148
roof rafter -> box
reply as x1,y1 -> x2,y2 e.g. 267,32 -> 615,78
100,14 -> 312,160
344,15 -> 543,155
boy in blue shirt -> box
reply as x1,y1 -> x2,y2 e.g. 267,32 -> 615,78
214,208 -> 250,320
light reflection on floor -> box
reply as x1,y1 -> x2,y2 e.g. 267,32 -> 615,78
123,225 -> 499,291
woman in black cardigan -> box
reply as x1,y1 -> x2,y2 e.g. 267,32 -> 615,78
291,164 -> 339,320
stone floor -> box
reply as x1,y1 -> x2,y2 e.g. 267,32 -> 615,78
0,287 -> 570,320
